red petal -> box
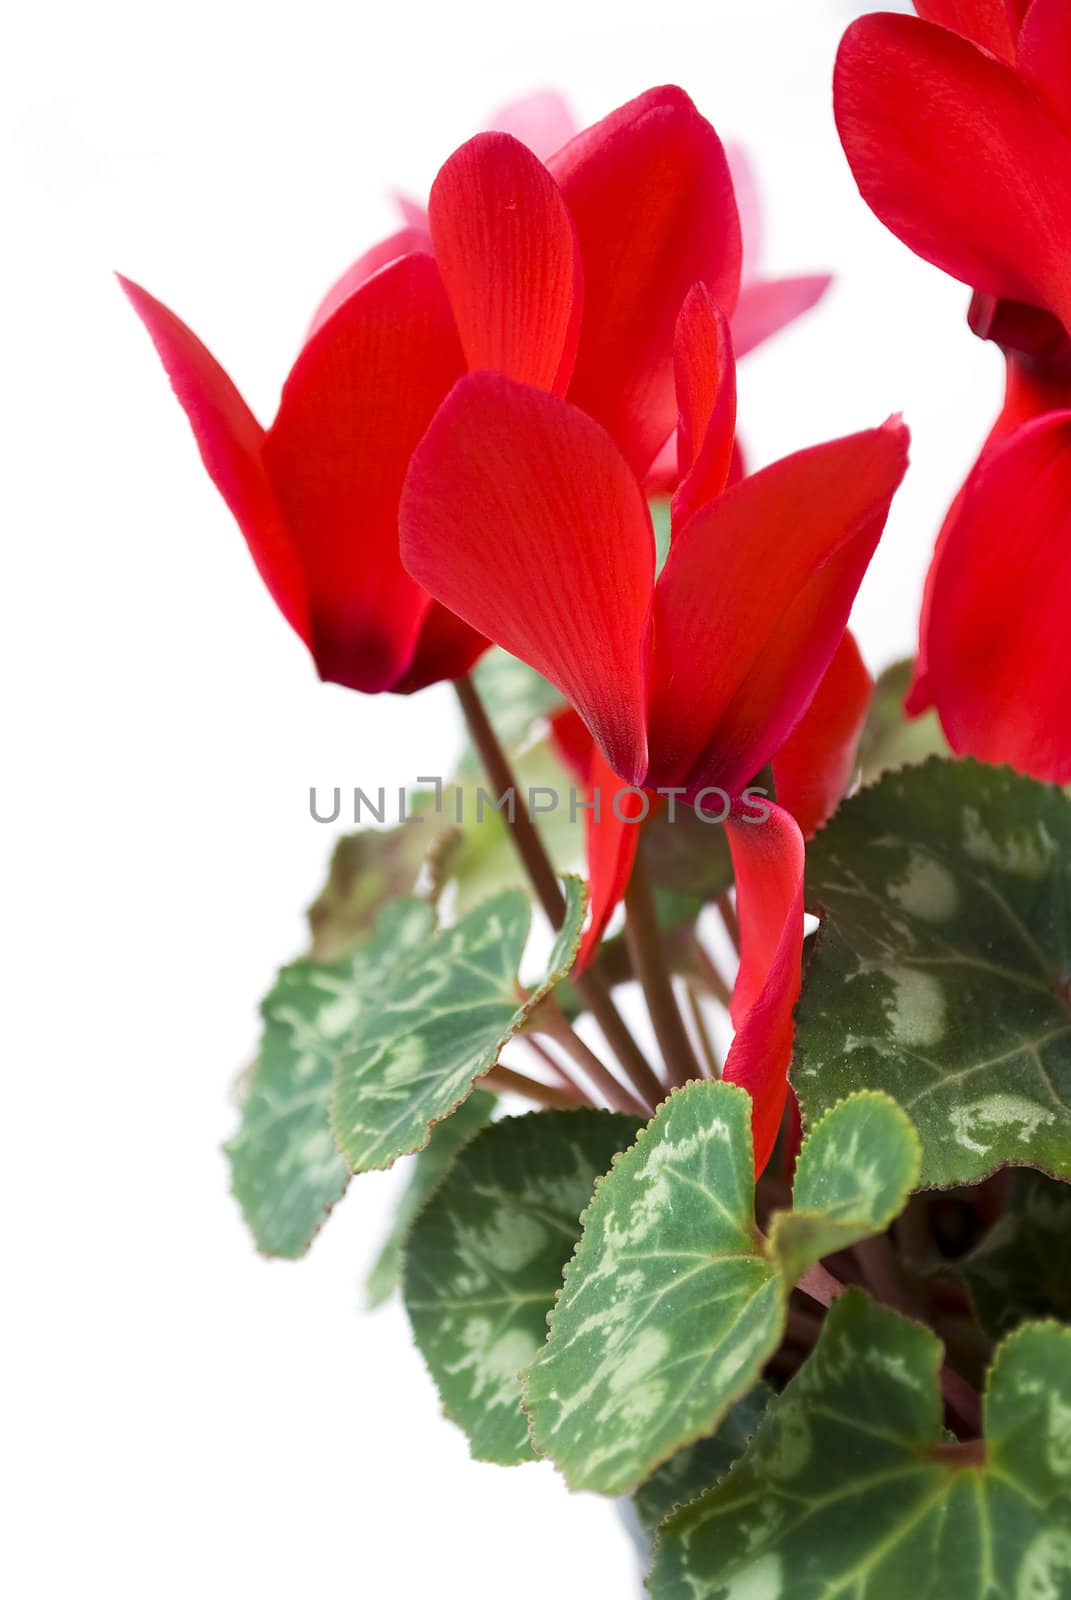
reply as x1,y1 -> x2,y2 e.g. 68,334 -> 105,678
924,410 -> 1071,782
908,343 -> 1071,713
118,275 -> 310,646
647,421 -> 909,797
573,744 -> 645,974
429,132 -> 582,391
400,372 -> 653,785
264,254 -> 465,693
306,226 -> 432,340
550,86 -> 741,477
671,285 -> 737,530
772,631 -> 873,839
836,15 -> 1071,331
731,274 -> 831,359
722,801 -> 805,1177
1017,0 -> 1071,131
485,91 -> 578,161
390,603 -> 489,695
913,0 -> 1019,58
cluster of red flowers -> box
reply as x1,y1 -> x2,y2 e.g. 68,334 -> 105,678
124,22 -> 1067,1171
838,0 -> 1071,785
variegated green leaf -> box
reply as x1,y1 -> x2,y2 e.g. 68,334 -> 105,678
633,1385 -> 771,1538
650,1292 -> 1071,1599
404,1110 -> 640,1464
772,1091 -> 921,1282
522,1084 -> 919,1495
957,1169 -> 1071,1341
225,900 -> 434,1258
306,823 -> 456,961
795,759 -> 1071,1187
331,877 -> 586,1173
364,1090 -> 495,1310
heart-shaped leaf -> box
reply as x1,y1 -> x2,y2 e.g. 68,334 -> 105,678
364,1089 -> 495,1309
633,1385 -> 770,1538
650,1292 -> 1071,1597
225,899 -> 434,1257
794,759 -> 1071,1186
331,877 -> 586,1173
403,1109 -> 640,1463
523,1083 -> 919,1494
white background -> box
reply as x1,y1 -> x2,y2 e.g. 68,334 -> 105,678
5,1 -> 1000,1594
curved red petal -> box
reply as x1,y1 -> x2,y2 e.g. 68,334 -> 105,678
1017,0 -> 1071,132
648,421 -> 909,797
400,372 -> 653,785
913,0 -> 1019,58
836,15 -> 1071,331
485,91 -> 578,162
731,274 -> 832,359
550,85 -> 742,477
118,275 -> 310,647
264,254 -> 464,694
909,342 -> 1071,713
306,226 -> 432,341
671,285 -> 737,530
429,132 -> 582,391
390,602 -> 489,695
925,410 -> 1071,782
722,801 -> 805,1177
772,630 -> 873,839
573,745 -> 644,975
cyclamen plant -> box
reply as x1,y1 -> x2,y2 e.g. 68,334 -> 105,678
125,27 -> 1071,1599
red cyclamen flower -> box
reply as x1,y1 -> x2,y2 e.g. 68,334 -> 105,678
401,288 -> 908,1165
836,1 -> 1071,781
122,86 -> 740,694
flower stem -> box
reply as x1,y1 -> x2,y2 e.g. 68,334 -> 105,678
523,1035 -> 594,1104
682,980 -> 720,1078
716,890 -> 741,954
534,999 -> 651,1117
690,934 -> 734,1009
453,674 -> 658,1109
453,673 -> 564,923
483,1064 -> 586,1110
625,845 -> 704,1090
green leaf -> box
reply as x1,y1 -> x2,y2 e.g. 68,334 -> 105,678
224,900 -> 434,1258
772,1090 -> 921,1283
459,648 -> 563,773
857,657 -> 949,784
306,824 -> 456,961
522,1083 -> 919,1495
403,1109 -> 641,1464
633,1385 -> 771,1538
794,759 -> 1071,1187
957,1169 -> 1071,1341
331,877 -> 587,1174
650,1292 -> 1071,1598
364,1090 -> 495,1309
